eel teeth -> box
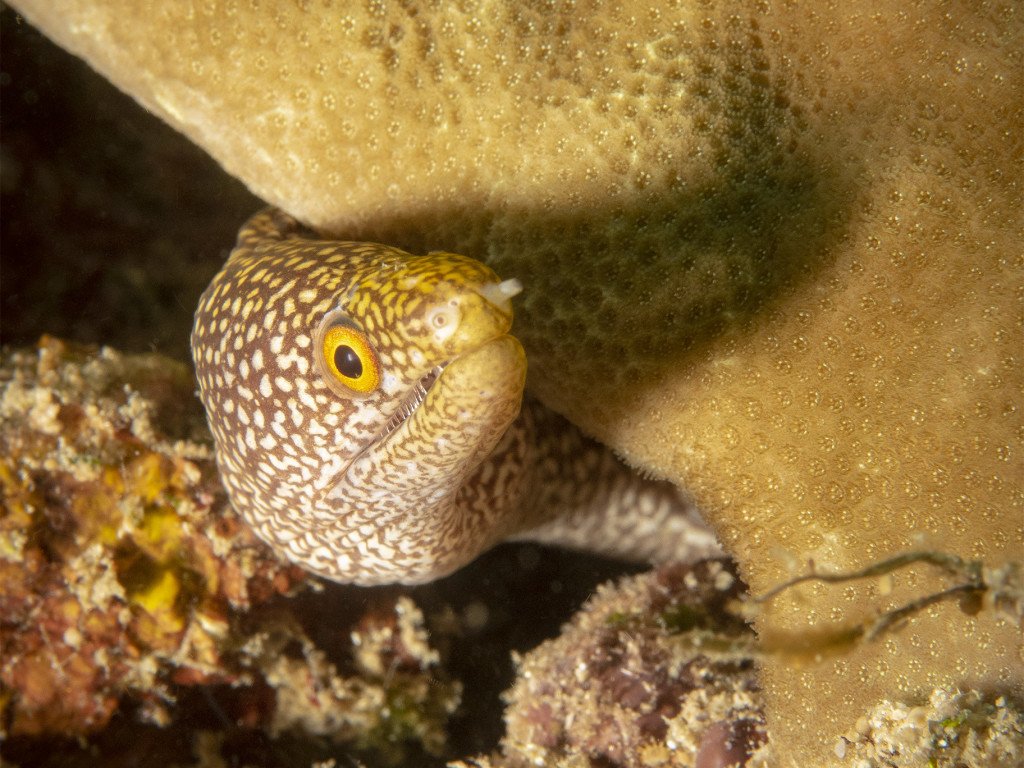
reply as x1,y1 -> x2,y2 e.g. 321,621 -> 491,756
379,365 -> 444,440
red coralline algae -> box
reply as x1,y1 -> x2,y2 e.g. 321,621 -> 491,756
455,560 -> 768,768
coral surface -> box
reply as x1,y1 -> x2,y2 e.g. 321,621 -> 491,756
7,1 -> 1023,763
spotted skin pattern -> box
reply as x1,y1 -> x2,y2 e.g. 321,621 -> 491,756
192,208 -> 721,585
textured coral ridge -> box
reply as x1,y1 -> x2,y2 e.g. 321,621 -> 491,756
453,560 -> 768,768
0,337 -> 458,763
9,1 -> 1023,763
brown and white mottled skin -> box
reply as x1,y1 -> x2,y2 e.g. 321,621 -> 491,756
192,208 -> 720,585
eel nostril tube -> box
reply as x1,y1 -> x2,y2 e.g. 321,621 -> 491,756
478,278 -> 523,314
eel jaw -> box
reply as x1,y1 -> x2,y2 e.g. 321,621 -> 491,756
378,364 -> 445,442
312,363 -> 449,508
320,333 -> 526,507
319,275 -> 525,506
372,276 -> 523,444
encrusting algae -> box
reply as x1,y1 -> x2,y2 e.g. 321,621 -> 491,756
456,561 -> 1023,768
0,337 -> 459,765
452,560 -> 768,768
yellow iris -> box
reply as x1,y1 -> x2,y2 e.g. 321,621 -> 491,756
319,322 -> 381,395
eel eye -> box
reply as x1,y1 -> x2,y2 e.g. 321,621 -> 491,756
316,312 -> 381,396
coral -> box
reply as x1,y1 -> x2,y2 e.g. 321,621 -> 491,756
247,595 -> 460,761
0,335 -> 286,735
7,1 -> 1023,763
834,686 -> 1024,767
453,560 -> 767,768
0,337 -> 459,764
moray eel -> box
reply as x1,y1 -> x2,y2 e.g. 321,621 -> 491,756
192,208 -> 721,585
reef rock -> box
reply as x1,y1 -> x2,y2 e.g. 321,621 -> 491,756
468,560 -> 768,768
0,337 -> 459,765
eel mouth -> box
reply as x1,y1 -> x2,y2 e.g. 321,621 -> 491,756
321,332 -> 526,507
323,363 -> 447,503
373,277 -> 523,444
325,276 -> 523,494
378,364 -> 445,442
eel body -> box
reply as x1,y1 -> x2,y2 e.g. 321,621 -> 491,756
192,209 -> 720,584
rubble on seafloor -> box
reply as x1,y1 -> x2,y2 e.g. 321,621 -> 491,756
0,336 -> 460,766
452,559 -> 1023,768
833,686 -> 1024,768
453,559 -> 770,768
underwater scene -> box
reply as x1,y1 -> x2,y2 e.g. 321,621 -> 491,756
1,2 -> 1021,767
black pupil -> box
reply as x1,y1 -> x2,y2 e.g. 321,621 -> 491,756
334,345 -> 363,379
